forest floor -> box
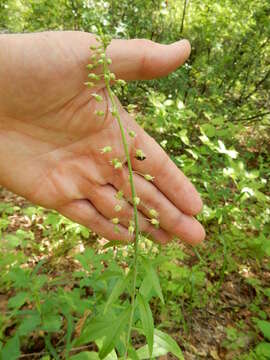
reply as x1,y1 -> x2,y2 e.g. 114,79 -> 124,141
0,187 -> 269,360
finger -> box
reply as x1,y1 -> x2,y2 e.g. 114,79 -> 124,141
130,127 -> 203,215
87,184 -> 173,245
57,199 -> 132,242
107,38 -> 191,80
111,169 -> 205,245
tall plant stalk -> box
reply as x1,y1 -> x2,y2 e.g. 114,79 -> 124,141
100,35 -> 140,358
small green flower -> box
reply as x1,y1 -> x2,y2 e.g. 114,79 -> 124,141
144,174 -> 154,181
135,149 -> 146,161
84,81 -> 94,88
117,79 -> 126,86
110,73 -> 116,81
128,130 -> 136,138
111,217 -> 119,225
107,58 -> 112,65
88,73 -> 100,81
114,204 -> 122,212
95,110 -> 105,117
115,190 -> 124,200
91,93 -> 103,102
149,208 -> 159,218
112,158 -> 122,169
101,146 -> 112,154
133,197 -> 140,206
150,218 -> 159,228
86,64 -> 94,70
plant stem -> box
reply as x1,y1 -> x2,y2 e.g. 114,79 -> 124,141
103,54 -> 140,359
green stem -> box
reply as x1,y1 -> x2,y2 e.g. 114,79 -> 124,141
103,54 -> 139,359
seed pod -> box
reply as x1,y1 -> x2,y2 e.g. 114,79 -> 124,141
101,146 -> 112,154
91,93 -> 103,102
133,197 -> 140,206
150,218 -> 159,228
144,174 -> 154,181
114,204 -> 122,212
135,149 -> 146,161
149,208 -> 159,218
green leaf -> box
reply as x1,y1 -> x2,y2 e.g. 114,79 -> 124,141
255,342 -> 270,358
136,329 -> 183,359
69,352 -> 99,360
99,308 -> 131,359
141,259 -> 164,304
104,275 -> 129,314
42,314 -> 62,332
0,335 -> 20,360
257,321 -> 270,341
201,124 -> 216,137
18,313 -> 41,336
137,294 -> 154,356
8,292 -> 29,309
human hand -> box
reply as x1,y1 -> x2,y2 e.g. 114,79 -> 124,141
0,31 -> 205,245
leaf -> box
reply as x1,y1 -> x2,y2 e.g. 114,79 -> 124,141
137,294 -> 154,356
69,352 -> 100,360
8,292 -> 29,309
257,320 -> 270,341
255,342 -> 270,358
42,314 -> 62,332
136,329 -> 184,359
18,312 -> 41,336
104,274 -> 129,314
99,308 -> 131,359
0,335 -> 20,360
201,124 -> 216,137
141,259 -> 164,304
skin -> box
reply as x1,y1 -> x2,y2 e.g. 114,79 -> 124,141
0,31 -> 205,245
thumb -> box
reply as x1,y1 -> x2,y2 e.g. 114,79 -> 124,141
106,38 -> 191,81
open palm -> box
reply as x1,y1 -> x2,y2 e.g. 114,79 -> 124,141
0,31 -> 204,244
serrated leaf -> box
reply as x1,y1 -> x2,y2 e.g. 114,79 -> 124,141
141,259 -> 164,304
99,308 -> 131,359
257,320 -> 270,341
137,294 -> 154,356
69,352 -> 100,360
136,329 -> 183,359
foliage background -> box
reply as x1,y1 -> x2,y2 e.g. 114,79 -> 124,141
0,0 -> 269,359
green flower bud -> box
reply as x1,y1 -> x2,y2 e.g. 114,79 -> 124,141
149,208 -> 159,218
128,130 -> 136,138
101,146 -> 112,154
111,217 -> 119,225
95,110 -> 105,117
114,204 -> 122,212
135,149 -> 146,161
92,93 -> 103,102
88,73 -> 100,81
144,174 -> 154,181
133,197 -> 140,206
112,158 -> 122,169
150,218 -> 159,227
84,81 -> 94,88
115,190 -> 124,200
